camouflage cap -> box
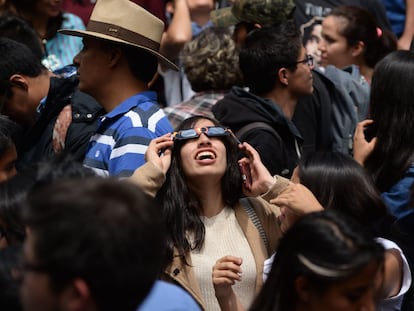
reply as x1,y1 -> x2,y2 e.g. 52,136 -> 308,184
211,0 -> 295,27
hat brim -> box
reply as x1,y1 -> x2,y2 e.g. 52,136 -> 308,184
59,29 -> 178,71
210,7 -> 240,27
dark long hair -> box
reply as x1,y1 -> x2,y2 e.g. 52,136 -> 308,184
250,211 -> 384,311
297,152 -> 390,234
155,116 -> 242,263
7,0 -> 64,40
329,5 -> 396,68
365,51 -> 414,193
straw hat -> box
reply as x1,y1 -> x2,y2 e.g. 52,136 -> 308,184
59,0 -> 178,71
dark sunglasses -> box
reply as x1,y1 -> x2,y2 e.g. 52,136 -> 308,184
172,126 -> 241,144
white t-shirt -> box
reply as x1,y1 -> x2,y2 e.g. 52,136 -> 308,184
159,67 -> 195,107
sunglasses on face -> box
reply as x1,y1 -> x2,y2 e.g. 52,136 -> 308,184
172,126 -> 241,144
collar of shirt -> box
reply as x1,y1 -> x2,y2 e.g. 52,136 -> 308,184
36,96 -> 48,114
104,91 -> 158,119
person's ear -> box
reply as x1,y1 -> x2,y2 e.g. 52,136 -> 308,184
351,41 -> 365,58
9,74 -> 29,92
278,68 -> 289,86
60,278 -> 95,311
295,276 -> 311,303
107,47 -> 123,68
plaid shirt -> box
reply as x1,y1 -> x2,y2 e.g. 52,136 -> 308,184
163,91 -> 227,129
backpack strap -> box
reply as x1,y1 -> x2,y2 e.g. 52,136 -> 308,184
236,121 -> 280,142
240,197 -> 269,250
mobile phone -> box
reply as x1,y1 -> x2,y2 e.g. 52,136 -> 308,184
239,162 -> 252,188
364,123 -> 377,142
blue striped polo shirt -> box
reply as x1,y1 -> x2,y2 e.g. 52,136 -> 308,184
83,91 -> 173,177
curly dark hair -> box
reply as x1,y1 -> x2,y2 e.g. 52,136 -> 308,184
181,27 -> 242,92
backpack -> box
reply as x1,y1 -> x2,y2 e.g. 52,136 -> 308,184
315,65 -> 370,155
235,121 -> 281,143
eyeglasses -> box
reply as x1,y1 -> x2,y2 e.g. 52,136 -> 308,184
294,54 -> 314,67
172,126 -> 233,141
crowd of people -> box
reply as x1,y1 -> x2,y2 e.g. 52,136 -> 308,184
0,0 -> 414,310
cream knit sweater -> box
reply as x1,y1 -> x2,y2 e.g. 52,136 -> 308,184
191,206 -> 256,311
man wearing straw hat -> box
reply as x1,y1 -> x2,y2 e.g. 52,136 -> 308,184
59,0 -> 177,177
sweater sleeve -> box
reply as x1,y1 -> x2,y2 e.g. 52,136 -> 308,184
261,175 -> 290,202
128,161 -> 166,197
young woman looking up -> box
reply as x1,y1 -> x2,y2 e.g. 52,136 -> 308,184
129,115 -> 287,311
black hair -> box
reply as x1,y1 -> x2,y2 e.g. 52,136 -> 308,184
0,115 -> 20,155
239,20 -> 302,96
0,37 -> 44,98
297,152 -> 390,235
250,211 -> 385,311
156,115 -> 242,263
0,173 -> 31,246
99,40 -> 158,83
24,178 -> 165,311
123,45 -> 159,83
0,246 -> 23,311
0,154 -> 96,246
0,15 -> 43,60
365,51 -> 414,196
6,0 -> 64,41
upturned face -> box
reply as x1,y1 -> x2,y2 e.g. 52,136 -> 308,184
179,119 -> 227,185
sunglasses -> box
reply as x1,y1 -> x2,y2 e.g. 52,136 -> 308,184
172,126 -> 241,144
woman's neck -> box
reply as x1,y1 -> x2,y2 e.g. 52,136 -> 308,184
191,183 -> 226,218
23,12 -> 49,39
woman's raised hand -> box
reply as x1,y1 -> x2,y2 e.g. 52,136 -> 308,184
353,120 -> 377,165
145,134 -> 174,174
270,183 -> 323,215
238,142 -> 275,196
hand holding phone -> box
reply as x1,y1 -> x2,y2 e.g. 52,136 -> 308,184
239,162 -> 252,189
